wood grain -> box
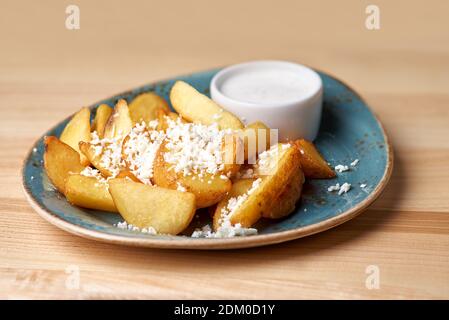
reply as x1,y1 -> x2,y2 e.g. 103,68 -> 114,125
1,0 -> 448,299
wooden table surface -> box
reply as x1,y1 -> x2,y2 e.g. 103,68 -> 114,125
1,0 -> 448,299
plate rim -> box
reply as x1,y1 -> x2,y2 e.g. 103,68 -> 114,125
21,70 -> 394,250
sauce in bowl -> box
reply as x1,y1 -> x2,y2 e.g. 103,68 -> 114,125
210,61 -> 323,141
219,68 -> 313,105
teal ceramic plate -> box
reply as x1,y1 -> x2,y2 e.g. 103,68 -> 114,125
22,68 -> 393,249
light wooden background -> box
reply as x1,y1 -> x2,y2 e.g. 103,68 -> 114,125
1,0 -> 448,299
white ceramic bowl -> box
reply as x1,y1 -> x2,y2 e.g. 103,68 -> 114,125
210,60 -> 323,141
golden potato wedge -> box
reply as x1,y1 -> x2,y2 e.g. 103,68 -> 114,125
170,81 -> 244,130
65,174 -> 117,212
103,99 -> 133,139
262,165 -> 304,219
60,107 -> 91,166
108,178 -> 196,235
241,121 -> 272,163
79,141 -> 114,177
214,144 -> 301,230
129,92 -> 170,125
294,139 -> 335,179
213,178 -> 255,230
43,136 -> 85,194
152,143 -> 232,208
92,104 -> 113,138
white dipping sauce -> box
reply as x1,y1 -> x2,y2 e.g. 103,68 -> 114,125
210,61 -> 323,141
219,68 -> 311,105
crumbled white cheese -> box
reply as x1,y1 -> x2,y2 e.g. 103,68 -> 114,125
100,140 -> 125,177
115,221 -> 157,235
80,166 -> 108,184
33,147 -> 37,153
163,118 -> 230,176
122,121 -> 164,185
191,224 -> 213,238
328,182 -> 351,195
335,164 -> 349,173
192,178 -> 262,238
89,131 -> 126,177
90,131 -> 104,156
360,183 -> 367,188
215,222 -> 258,238
338,182 -> 351,195
148,119 -> 159,130
176,182 -> 186,192
328,183 -> 341,192
141,227 -> 158,234
350,159 -> 359,167
256,143 -> 291,175
191,223 -> 257,238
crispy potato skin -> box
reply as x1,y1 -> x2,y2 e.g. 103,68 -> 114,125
152,143 -> 232,208
108,178 -> 196,235
92,104 -> 113,138
43,136 -> 85,194
170,81 -> 244,130
129,92 -> 170,125
293,139 -> 335,179
103,99 -> 133,139
263,165 -> 304,219
60,107 -> 91,166
65,175 -> 117,212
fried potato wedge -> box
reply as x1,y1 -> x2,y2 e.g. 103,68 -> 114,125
170,81 -> 244,130
79,141 -> 114,177
213,144 -> 301,230
60,107 -> 91,166
153,143 -> 232,208
294,139 -> 335,179
103,99 -> 133,139
262,165 -> 304,219
65,174 -> 117,212
43,136 -> 85,194
92,104 -> 113,138
129,92 -> 170,125
241,121 -> 272,163
108,178 -> 196,235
